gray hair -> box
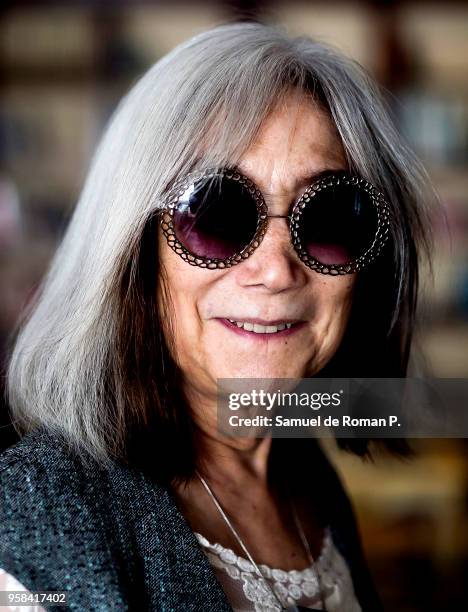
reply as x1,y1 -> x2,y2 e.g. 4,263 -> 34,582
6,21 -> 435,471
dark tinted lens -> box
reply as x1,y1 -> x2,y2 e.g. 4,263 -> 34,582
172,175 -> 259,260
298,184 -> 378,265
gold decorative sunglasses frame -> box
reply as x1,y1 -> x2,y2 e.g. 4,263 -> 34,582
159,167 -> 391,275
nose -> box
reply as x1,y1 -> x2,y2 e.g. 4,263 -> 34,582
235,216 -> 308,292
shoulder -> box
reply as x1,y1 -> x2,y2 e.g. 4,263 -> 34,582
0,425 -> 170,522
0,427 -> 108,562
312,444 -> 385,611
0,425 -> 173,539
0,425 -> 77,469
0,426 -> 98,506
0,427 -> 171,609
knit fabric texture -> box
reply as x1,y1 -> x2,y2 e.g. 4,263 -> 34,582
0,427 -> 382,611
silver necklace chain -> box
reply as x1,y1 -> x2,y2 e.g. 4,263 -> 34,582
195,470 -> 324,611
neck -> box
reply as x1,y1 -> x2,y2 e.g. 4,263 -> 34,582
181,378 -> 275,489
194,424 -> 274,489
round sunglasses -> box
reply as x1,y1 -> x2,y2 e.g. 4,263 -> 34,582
158,166 -> 391,275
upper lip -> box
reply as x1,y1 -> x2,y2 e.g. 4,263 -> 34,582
221,317 -> 303,325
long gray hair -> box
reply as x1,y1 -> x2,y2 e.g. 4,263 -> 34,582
6,21 -> 436,481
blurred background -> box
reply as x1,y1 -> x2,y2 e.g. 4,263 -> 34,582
0,1 -> 467,609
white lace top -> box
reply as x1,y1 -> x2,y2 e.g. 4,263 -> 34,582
0,527 -> 362,612
194,526 -> 362,612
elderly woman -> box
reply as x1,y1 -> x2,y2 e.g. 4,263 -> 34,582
0,21 -> 434,612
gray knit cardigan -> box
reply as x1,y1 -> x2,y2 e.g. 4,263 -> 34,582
0,427 -> 383,611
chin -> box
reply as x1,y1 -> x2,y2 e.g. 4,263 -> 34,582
214,362 -> 306,380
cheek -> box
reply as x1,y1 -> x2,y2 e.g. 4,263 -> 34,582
157,277 -> 202,371
158,240 -> 200,357
336,279 -> 354,315
158,237 -> 225,359
310,280 -> 355,373
316,276 -> 355,342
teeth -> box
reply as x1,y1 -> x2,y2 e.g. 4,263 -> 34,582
227,320 -> 294,333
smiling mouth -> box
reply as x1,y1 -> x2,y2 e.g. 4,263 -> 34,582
227,319 -> 293,333
219,318 -> 304,336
